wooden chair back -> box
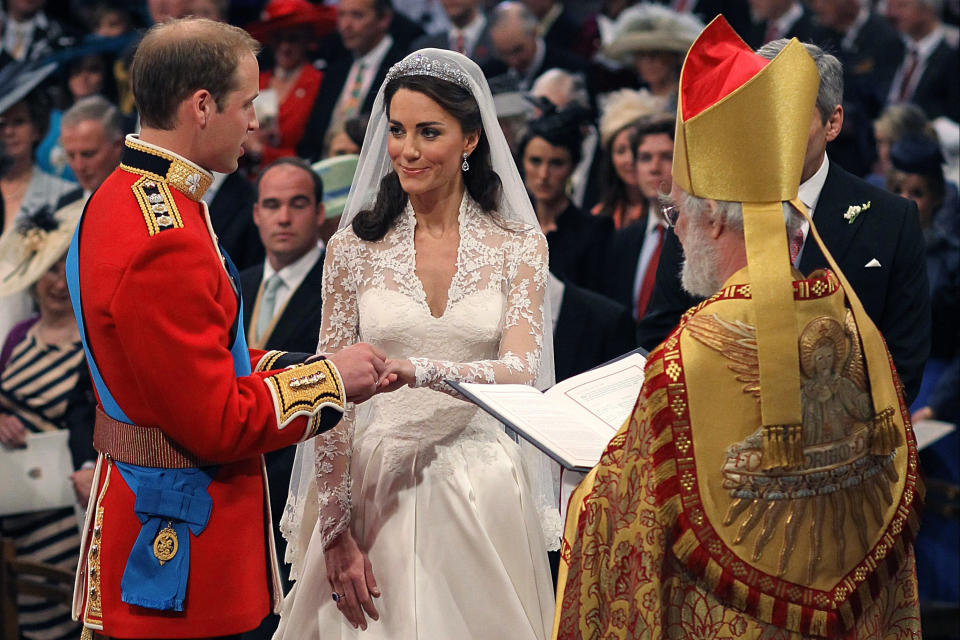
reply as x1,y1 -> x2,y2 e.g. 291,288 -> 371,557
1,537 -> 75,639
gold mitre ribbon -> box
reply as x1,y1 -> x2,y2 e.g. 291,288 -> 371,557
674,18 -> 818,466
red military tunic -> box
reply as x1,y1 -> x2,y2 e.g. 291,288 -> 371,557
72,136 -> 345,638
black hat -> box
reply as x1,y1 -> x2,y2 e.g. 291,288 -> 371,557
890,134 -> 945,175
0,59 -> 57,116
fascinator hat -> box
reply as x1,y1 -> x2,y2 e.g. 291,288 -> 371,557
0,199 -> 83,296
598,89 -> 669,148
603,3 -> 704,62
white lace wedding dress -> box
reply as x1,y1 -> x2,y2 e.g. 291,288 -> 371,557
274,194 -> 557,639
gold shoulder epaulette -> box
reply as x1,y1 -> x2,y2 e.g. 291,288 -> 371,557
131,176 -> 183,236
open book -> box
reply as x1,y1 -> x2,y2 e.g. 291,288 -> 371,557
447,351 -> 647,471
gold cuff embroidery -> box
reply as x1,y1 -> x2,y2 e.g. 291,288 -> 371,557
264,359 -> 345,436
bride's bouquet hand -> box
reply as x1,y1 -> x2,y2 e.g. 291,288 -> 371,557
324,528 -> 380,630
376,359 -> 416,393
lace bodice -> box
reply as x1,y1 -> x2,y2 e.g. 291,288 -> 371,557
313,194 -> 549,549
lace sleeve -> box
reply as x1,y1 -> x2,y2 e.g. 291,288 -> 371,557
314,232 -> 359,549
411,230 -> 548,394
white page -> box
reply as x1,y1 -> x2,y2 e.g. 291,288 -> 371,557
550,353 -> 646,430
458,352 -> 647,467
912,419 -> 955,450
0,430 -> 75,516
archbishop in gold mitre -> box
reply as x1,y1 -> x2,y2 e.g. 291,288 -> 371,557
554,16 -> 922,640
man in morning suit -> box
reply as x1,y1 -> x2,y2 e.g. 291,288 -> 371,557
297,0 -> 407,161
636,39 -> 930,405
409,0 -> 498,69
68,18 -> 389,639
239,157 -> 328,640
885,0 -> 960,123
744,0 -> 819,49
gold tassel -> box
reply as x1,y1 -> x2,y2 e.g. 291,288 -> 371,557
81,629 -> 94,640
871,407 -> 901,455
762,424 -> 804,469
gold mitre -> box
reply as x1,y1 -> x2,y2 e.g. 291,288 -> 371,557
672,17 -> 817,202
673,16 -> 820,460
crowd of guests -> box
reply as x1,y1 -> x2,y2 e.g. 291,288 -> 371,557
0,0 -> 957,638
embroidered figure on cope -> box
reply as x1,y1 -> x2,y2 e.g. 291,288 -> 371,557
688,310 -> 900,580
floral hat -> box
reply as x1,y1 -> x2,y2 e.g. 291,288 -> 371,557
0,199 -> 83,295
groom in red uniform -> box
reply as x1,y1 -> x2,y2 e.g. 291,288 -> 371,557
68,18 -> 387,639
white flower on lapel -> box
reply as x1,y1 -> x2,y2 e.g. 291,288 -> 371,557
186,172 -> 201,194
843,200 -> 871,223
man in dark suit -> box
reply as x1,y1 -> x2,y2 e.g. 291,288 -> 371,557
885,0 -> 960,122
410,0 -> 498,68
204,171 -> 264,271
485,1 -> 586,90
239,157 -> 327,639
551,274 -> 637,382
297,0 -> 407,161
637,39 -> 930,404
744,0 -> 819,48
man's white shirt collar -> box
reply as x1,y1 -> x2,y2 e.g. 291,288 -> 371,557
771,2 -> 803,38
262,243 -> 323,314
841,8 -> 871,50
798,152 -> 830,217
451,12 -> 486,56
356,33 -> 393,72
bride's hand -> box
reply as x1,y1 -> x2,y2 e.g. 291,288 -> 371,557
324,529 -> 380,630
377,359 -> 416,393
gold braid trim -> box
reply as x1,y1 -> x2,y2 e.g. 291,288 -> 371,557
264,359 -> 345,436
255,350 -> 288,373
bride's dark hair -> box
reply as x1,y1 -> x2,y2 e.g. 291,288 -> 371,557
352,74 -> 502,241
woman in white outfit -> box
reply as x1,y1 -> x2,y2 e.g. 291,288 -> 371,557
274,49 -> 560,639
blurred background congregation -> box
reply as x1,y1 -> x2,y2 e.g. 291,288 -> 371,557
0,0 -> 957,638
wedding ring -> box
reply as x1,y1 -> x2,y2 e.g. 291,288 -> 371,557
331,592 -> 342,603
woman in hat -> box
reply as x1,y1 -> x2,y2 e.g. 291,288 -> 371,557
591,89 -> 668,229
247,0 -> 337,167
602,4 -> 703,105
0,201 -> 97,640
1,63 -> 77,342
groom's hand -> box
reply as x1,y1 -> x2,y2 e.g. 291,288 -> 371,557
328,343 -> 387,404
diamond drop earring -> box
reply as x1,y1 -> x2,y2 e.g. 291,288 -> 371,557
462,153 -> 470,172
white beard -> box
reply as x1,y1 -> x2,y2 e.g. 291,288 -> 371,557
680,227 -> 723,298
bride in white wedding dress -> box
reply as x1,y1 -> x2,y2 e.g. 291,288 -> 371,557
274,50 -> 560,639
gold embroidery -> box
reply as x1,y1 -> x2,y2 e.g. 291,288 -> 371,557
131,177 -> 182,236
255,350 -> 289,373
122,138 -> 212,201
83,461 -> 111,629
264,359 -> 345,435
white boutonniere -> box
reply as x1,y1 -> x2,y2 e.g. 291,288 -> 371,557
843,201 -> 871,223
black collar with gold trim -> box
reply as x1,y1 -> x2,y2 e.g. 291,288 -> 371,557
120,136 -> 213,202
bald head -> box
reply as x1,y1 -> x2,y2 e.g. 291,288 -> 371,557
490,2 -> 539,74
132,17 -> 260,129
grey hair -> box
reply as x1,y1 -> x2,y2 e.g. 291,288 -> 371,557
530,68 -> 589,109
756,39 -> 843,124
679,190 -> 804,235
61,95 -> 124,141
491,1 -> 539,36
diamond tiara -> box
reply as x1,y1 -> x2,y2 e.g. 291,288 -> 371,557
385,53 -> 471,90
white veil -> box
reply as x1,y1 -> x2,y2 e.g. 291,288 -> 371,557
280,49 -> 561,572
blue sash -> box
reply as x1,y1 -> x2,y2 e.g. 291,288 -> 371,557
65,218 -> 252,611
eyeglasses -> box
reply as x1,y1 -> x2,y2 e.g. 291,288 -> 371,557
660,202 -> 680,228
